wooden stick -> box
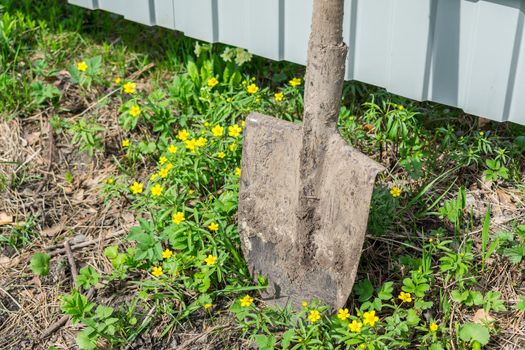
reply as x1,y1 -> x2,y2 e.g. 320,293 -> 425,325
47,230 -> 124,257
64,240 -> 78,279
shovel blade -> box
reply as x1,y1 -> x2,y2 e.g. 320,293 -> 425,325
238,112 -> 384,309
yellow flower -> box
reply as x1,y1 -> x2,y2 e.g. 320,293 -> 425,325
337,308 -> 350,321
274,92 -> 284,101
479,131 -> 484,136
208,222 -> 219,231
168,144 -> 178,154
289,77 -> 301,88
429,322 -> 438,332
159,168 -> 169,178
217,152 -> 225,159
151,266 -> 163,277
77,61 -> 88,72
390,186 -> 402,198
165,163 -> 173,171
246,83 -> 259,94
398,291 -> 412,303
172,212 -> 185,224
123,82 -> 136,94
162,249 -> 173,259
362,310 -> 379,327
240,294 -> 254,307
226,97 -> 232,103
235,167 -> 241,176
204,254 -> 217,266
204,303 -> 212,310
308,310 -> 321,323
130,105 -> 141,117
177,129 -> 190,141
104,177 -> 114,185
114,77 -> 121,84
241,120 -> 245,128
348,320 -> 363,333
159,156 -> 168,165
196,137 -> 207,147
150,173 -> 158,181
151,184 -> 163,196
229,143 -> 237,152
207,77 -> 219,88
122,139 -> 130,147
130,182 -> 143,194
398,105 -> 404,111
211,125 -> 224,137
302,301 -> 308,308
228,124 -> 242,137
185,139 -> 197,152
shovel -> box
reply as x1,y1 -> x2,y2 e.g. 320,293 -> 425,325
238,0 -> 384,309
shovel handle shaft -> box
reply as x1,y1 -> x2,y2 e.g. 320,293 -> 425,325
303,0 -> 347,139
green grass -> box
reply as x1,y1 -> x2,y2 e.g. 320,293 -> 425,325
1,1 -> 524,349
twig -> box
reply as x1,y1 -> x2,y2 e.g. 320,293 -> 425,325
64,240 -> 78,280
128,63 -> 155,81
47,230 -> 124,257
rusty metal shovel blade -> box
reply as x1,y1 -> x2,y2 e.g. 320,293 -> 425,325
238,112 -> 384,309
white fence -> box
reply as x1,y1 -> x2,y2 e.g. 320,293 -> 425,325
68,0 -> 525,126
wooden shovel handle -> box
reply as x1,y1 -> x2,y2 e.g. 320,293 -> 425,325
303,0 -> 347,140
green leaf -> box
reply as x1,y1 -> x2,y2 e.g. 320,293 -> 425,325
281,329 -> 295,349
254,334 -> 276,350
75,327 -> 98,350
515,296 -> 525,311
428,344 -> 444,350
459,323 -> 490,346
353,279 -> 374,302
451,289 -> 468,303
104,245 -> 119,260
406,308 -> 420,325
377,281 -> 394,300
504,245 -> 525,264
95,305 -> 114,320
30,252 -> 51,276
75,266 -> 100,289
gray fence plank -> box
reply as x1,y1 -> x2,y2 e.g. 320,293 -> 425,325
67,0 -> 525,125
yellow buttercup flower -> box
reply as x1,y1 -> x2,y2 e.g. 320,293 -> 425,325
308,310 -> 321,323
398,105 -> 404,111
130,182 -> 143,194
226,97 -> 232,103
302,301 -> 308,308
348,320 -> 362,333
479,131 -> 485,136
172,212 -> 185,224
398,291 -> 412,303
204,255 -> 217,266
185,139 -> 197,152
122,139 -> 130,147
150,173 -> 158,181
289,77 -> 301,88
151,266 -> 163,277
337,308 -> 350,321
235,167 -> 241,176
240,294 -> 254,307
363,310 -> 379,327
77,61 -> 88,72
217,152 -> 225,159
211,125 -> 224,137
168,144 -> 178,154
204,303 -> 212,310
159,168 -> 169,178
196,137 -> 207,147
162,249 -> 173,259
390,186 -> 402,198
114,77 -> 121,84
151,184 -> 163,197
123,82 -> 136,94
246,83 -> 259,94
130,105 -> 141,117
228,124 -> 242,137
229,143 -> 237,152
177,129 -> 190,141
159,156 -> 168,165
207,77 -> 219,88
208,222 -> 219,231
274,92 -> 284,101
165,163 -> 173,171
429,322 -> 438,332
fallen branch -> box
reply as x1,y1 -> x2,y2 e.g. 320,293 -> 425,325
64,239 -> 78,279
47,230 -> 124,257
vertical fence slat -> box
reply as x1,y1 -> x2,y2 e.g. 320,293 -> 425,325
174,0 -> 216,42
508,8 -> 525,125
97,0 -> 153,25
283,0 -> 311,65
154,0 -> 175,29
68,0 -> 97,10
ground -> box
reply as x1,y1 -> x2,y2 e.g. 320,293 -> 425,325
0,1 -> 524,350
